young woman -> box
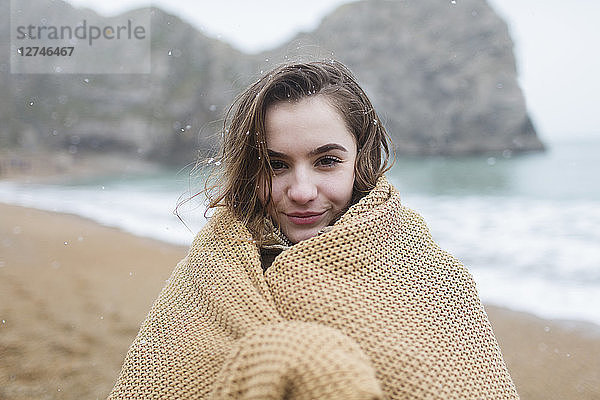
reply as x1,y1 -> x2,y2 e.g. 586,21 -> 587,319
109,61 -> 519,399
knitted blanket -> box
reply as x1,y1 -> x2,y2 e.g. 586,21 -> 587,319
109,177 -> 519,399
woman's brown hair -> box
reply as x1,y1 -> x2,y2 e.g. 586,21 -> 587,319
203,60 -> 394,239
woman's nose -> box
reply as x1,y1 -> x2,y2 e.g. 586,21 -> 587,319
287,169 -> 318,204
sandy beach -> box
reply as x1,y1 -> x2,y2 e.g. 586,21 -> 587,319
1,202 -> 599,399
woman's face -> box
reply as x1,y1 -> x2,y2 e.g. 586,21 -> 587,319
260,95 -> 357,243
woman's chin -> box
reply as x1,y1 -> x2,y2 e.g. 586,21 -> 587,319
283,226 -> 322,244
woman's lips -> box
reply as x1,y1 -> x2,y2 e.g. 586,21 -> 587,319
285,212 -> 325,225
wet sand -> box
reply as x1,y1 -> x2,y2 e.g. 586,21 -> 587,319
0,203 -> 187,399
1,203 -> 599,399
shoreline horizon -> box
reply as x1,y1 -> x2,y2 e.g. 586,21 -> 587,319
1,195 -> 598,329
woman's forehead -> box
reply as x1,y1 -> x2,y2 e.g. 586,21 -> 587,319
264,96 -> 355,151
265,96 -> 346,137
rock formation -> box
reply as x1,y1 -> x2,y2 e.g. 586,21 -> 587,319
0,0 -> 544,165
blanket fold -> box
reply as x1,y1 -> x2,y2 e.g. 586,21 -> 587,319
210,321 -> 382,399
109,176 -> 519,399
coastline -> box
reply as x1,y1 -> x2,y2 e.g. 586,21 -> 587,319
1,203 -> 599,399
0,150 -> 166,184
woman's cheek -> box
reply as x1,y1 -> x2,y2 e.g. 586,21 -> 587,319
267,179 -> 287,227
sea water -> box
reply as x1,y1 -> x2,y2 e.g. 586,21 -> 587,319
1,137 -> 599,326
389,137 -> 600,327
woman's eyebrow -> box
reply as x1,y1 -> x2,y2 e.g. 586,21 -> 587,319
267,143 -> 348,159
267,149 -> 287,158
308,143 -> 348,156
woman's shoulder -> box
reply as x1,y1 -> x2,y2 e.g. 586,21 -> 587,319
186,207 -> 256,255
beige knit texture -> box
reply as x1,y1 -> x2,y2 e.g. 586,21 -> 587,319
109,176 -> 519,399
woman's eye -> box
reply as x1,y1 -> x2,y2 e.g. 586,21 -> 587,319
270,160 -> 287,170
317,156 -> 342,168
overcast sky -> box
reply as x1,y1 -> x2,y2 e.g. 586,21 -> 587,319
63,0 -> 600,142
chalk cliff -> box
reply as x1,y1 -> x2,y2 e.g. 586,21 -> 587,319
0,0 -> 544,164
